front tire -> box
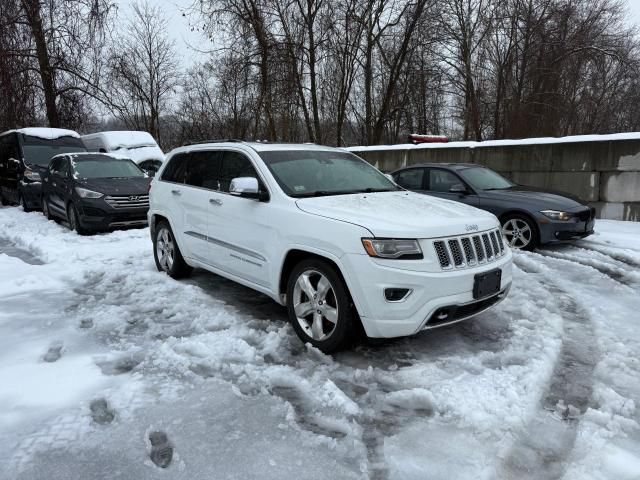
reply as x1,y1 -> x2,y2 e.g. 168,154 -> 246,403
286,258 -> 356,353
153,221 -> 192,279
67,202 -> 88,234
18,192 -> 31,212
501,214 -> 538,251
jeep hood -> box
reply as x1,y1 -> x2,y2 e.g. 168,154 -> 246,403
295,191 -> 498,238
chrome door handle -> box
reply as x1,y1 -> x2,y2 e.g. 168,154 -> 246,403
209,198 -> 223,206
171,189 -> 182,196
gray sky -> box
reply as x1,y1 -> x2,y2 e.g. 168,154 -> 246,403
118,0 -> 640,67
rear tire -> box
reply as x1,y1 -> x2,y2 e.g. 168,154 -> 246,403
153,221 -> 193,279
286,258 -> 356,353
501,213 -> 539,251
18,192 -> 31,212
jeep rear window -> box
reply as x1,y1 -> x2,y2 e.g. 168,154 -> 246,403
259,150 -> 399,197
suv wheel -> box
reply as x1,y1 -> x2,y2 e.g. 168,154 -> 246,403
286,259 -> 356,353
502,214 -> 538,251
18,192 -> 30,212
67,202 -> 88,234
153,221 -> 192,279
42,196 -> 53,220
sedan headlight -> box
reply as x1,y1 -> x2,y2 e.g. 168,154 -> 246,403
541,210 -> 572,221
362,238 -> 423,259
75,187 -> 104,199
23,168 -> 41,181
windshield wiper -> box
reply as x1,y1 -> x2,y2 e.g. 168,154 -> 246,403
483,187 -> 511,191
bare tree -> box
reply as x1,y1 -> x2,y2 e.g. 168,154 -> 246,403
105,1 -> 180,145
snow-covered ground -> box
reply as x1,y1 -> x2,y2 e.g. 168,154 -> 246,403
1,207 -> 639,480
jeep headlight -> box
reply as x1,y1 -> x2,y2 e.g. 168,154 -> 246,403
361,238 -> 423,259
541,210 -> 572,221
75,187 -> 104,199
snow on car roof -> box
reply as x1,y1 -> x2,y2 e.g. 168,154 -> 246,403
81,130 -> 159,149
5,127 -> 81,139
345,131 -> 640,152
170,142 -> 341,157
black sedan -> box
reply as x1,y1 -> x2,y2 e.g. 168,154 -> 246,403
391,163 -> 595,250
41,153 -> 150,234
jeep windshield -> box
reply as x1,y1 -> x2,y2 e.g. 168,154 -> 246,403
259,150 -> 400,197
71,155 -> 145,179
20,134 -> 86,166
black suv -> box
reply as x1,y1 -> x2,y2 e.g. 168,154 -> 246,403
41,153 -> 151,234
0,128 -> 86,210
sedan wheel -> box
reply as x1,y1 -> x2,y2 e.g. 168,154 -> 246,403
502,216 -> 536,250
293,269 -> 339,342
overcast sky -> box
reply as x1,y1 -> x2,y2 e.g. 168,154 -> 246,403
118,0 -> 640,67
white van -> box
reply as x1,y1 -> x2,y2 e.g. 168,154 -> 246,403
81,131 -> 164,175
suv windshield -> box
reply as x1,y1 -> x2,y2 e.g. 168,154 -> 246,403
71,155 -> 145,179
259,150 -> 400,197
459,167 -> 514,190
20,134 -> 86,166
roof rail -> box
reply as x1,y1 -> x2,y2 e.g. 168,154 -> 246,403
182,139 -> 246,146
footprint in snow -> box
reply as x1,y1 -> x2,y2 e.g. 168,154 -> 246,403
90,398 -> 115,425
42,341 -> 63,362
149,431 -> 173,468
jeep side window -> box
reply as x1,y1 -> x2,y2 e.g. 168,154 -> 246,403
219,151 -> 260,193
185,151 -> 222,190
160,153 -> 188,184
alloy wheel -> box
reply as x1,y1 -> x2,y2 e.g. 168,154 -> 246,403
502,218 -> 533,249
156,228 -> 175,272
292,269 -> 339,341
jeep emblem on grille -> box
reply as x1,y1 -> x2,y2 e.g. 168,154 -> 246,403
465,224 -> 479,232
129,195 -> 140,201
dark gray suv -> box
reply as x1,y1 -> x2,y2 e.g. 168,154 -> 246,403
391,163 -> 595,250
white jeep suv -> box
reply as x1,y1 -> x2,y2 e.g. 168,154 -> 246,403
149,142 -> 512,352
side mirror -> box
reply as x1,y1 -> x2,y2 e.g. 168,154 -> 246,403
449,183 -> 469,195
229,177 -> 268,201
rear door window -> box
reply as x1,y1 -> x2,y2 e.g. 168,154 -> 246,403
161,153 -> 188,183
185,151 -> 222,190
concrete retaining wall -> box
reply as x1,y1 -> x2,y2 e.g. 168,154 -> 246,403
347,136 -> 640,221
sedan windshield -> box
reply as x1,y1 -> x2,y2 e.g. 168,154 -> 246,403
459,167 -> 514,190
71,156 -> 145,179
21,134 -> 86,166
259,150 -> 400,197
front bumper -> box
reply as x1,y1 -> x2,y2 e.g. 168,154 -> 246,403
77,200 -> 148,231
19,181 -> 42,209
340,251 -> 513,338
537,210 -> 596,244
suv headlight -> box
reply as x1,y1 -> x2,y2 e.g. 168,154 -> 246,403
362,238 -> 423,259
75,187 -> 104,199
541,210 -> 572,221
24,168 -> 41,181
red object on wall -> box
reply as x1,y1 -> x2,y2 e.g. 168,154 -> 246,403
408,134 -> 449,144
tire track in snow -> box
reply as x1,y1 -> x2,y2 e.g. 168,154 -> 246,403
501,255 -> 599,479
536,250 -> 636,287
572,242 -> 640,269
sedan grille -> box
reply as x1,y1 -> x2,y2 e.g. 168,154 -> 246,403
104,194 -> 149,209
433,229 -> 507,270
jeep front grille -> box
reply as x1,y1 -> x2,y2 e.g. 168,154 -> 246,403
433,229 -> 507,270
104,194 -> 149,209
